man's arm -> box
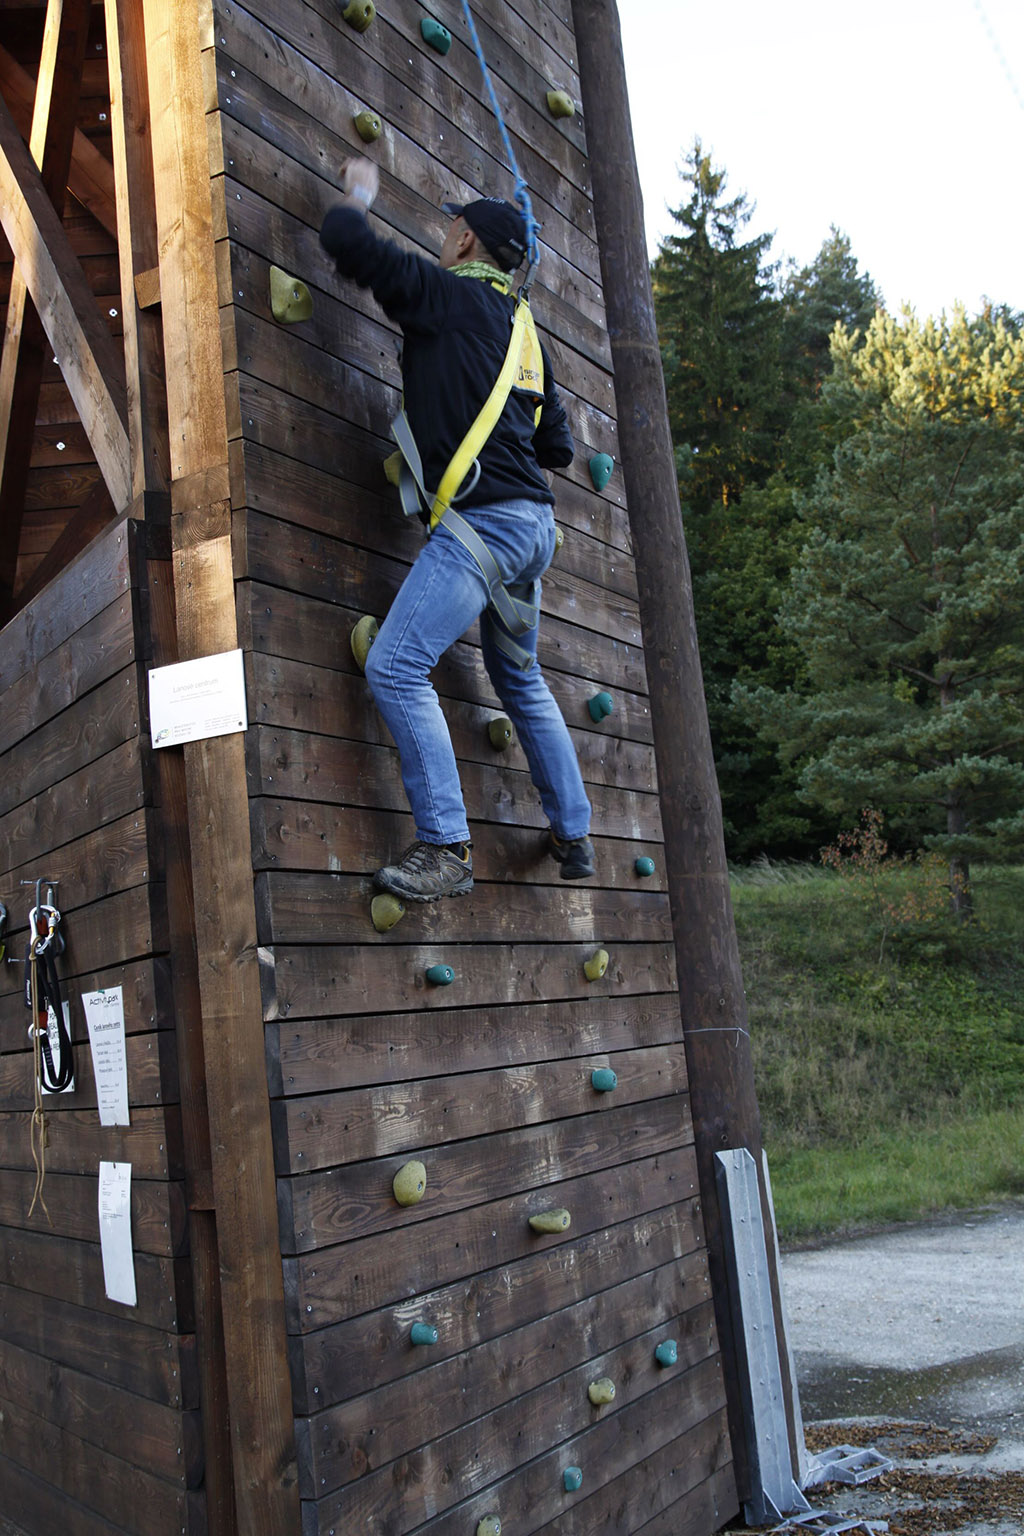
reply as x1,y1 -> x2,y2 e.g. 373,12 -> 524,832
320,157 -> 451,331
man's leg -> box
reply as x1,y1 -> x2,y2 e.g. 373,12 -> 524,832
363,526 -> 490,897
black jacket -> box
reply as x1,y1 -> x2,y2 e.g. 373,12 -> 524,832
320,207 -> 574,509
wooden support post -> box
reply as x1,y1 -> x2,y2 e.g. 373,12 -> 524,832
570,0 -> 796,1501
141,0 -> 300,1529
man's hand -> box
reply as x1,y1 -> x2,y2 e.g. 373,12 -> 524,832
341,157 -> 379,212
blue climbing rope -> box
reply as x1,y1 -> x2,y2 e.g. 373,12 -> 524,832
458,0 -> 540,281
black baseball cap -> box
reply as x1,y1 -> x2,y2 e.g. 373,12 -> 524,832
442,197 -> 527,271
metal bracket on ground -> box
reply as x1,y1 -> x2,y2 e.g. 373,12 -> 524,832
802,1445 -> 895,1489
768,1512 -> 889,1534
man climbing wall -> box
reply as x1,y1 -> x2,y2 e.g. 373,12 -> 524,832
320,156 -> 594,902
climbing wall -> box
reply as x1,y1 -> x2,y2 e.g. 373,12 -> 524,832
209,0 -> 737,1531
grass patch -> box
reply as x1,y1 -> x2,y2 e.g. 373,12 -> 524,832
732,862 -> 1024,1240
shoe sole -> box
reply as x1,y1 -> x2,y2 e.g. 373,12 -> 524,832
373,874 -> 474,903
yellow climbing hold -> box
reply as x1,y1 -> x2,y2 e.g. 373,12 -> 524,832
554,524 -> 565,552
584,948 -> 609,981
588,1377 -> 616,1405
529,1208 -> 571,1234
342,0 -> 375,31
488,716 -> 513,750
393,1159 -> 427,1206
354,109 -> 382,143
351,614 -> 379,671
269,266 -> 313,325
371,893 -> 405,932
383,449 -> 403,486
477,1519 -> 502,1536
546,89 -> 576,119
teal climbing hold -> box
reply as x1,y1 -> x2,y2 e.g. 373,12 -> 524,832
425,964 -> 455,986
655,1339 -> 678,1367
635,856 -> 656,877
420,16 -> 452,52
410,1322 -> 439,1345
563,1466 -> 584,1492
591,1067 -> 617,1093
589,452 -> 614,491
588,691 -> 614,723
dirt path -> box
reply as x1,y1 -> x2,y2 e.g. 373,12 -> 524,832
774,1202 -> 1024,1534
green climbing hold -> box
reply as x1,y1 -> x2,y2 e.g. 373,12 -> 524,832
635,856 -> 656,877
546,89 -> 576,119
583,948 -> 609,982
371,893 -> 405,932
488,716 -> 513,750
529,1208 -> 571,1234
588,1377 -> 616,1405
425,963 -> 455,986
588,691 -> 614,723
591,1067 -> 617,1092
563,1466 -> 583,1492
420,16 -> 451,53
410,1321 -> 438,1345
655,1339 -> 678,1367
342,0 -> 375,31
477,1519 -> 502,1536
269,266 -> 313,325
589,452 -> 614,491
354,109 -> 382,142
350,614 -> 379,672
392,1159 -> 427,1206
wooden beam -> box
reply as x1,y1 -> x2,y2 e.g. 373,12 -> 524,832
570,0 -> 787,1510
105,0 -> 169,498
0,41 -> 119,238
141,0 -> 301,1528
0,0 -> 92,620
0,93 -> 131,520
11,474 -> 115,609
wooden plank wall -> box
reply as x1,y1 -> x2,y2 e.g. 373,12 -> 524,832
0,517 -> 207,1534
206,0 -> 738,1531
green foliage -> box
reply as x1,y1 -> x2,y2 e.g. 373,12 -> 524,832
733,863 -> 1024,1236
741,307 -> 1024,886
652,139 -> 783,517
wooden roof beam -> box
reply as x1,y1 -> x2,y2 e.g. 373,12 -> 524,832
0,40 -> 119,239
0,88 -> 131,585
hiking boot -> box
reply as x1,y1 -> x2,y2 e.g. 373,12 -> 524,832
548,831 -> 596,880
374,840 -> 473,902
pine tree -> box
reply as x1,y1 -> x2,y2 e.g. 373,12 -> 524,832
742,307 -> 1024,912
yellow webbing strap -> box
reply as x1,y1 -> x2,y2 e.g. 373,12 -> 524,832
430,295 -> 538,529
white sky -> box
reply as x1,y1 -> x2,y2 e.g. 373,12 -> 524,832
618,0 -> 1024,318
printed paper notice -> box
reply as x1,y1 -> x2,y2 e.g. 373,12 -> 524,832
83,986 -> 129,1126
98,1161 -> 137,1306
149,647 -> 247,748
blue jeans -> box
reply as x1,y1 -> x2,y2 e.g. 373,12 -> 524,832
364,498 -> 592,846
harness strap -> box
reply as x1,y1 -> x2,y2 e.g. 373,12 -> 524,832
430,296 -> 533,530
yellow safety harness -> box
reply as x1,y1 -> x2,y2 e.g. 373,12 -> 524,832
390,270 -> 547,671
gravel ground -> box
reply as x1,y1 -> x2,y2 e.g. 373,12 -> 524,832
768,1202 -> 1024,1535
